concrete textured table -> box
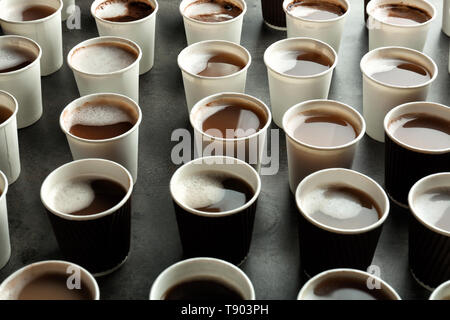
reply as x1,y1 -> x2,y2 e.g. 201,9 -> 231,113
0,0 -> 448,300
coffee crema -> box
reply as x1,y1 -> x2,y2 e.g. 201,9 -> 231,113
389,113 -> 450,150
65,99 -> 138,140
174,171 -> 254,213
184,0 -> 243,22
370,59 -> 431,87
302,185 -> 381,230
287,110 -> 358,147
196,53 -> 246,77
163,277 -> 244,300
197,98 -> 267,138
287,0 -> 346,20
306,276 -> 396,300
0,46 -> 36,73
18,273 -> 93,300
50,177 -> 127,216
276,50 -> 332,76
414,187 -> 450,232
371,4 -> 431,26
0,106 -> 13,125
96,0 -> 155,22
4,5 -> 58,22
71,42 -> 139,74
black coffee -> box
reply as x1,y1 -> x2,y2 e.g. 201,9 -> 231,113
371,59 -> 431,86
197,53 -> 246,77
0,46 -> 36,73
287,0 -> 347,20
96,0 -> 155,22
280,50 -> 333,76
164,278 -> 244,300
390,113 -> 450,150
21,5 -> 56,21
0,105 -> 13,125
303,185 -> 381,230
185,0 -> 243,22
372,4 -> 432,25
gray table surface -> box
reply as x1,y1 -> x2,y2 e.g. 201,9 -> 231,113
0,0 -> 449,300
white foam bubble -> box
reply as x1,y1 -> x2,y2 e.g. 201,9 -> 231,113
49,178 -> 95,214
65,103 -> 135,129
0,47 -> 34,71
174,172 -> 226,209
96,1 -> 128,19
185,2 -> 230,19
365,58 -> 405,77
414,189 -> 450,227
270,50 -> 302,74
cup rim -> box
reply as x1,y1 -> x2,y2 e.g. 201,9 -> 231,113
383,101 -> 450,155
283,0 -> 351,23
0,0 -> 63,24
149,257 -> 256,300
408,172 -> 450,237
264,37 -> 338,80
429,280 -> 450,300
0,260 -> 100,300
297,268 -> 401,300
0,170 -> 8,203
0,35 -> 42,76
177,39 -> 252,80
59,92 -> 143,144
170,156 -> 261,218
0,90 -> 19,130
179,0 -> 247,26
67,36 -> 143,77
189,92 -> 272,142
295,168 -> 390,235
366,0 -> 436,29
40,158 -> 134,221
360,46 -> 438,90
282,99 -> 366,151
91,0 -> 159,25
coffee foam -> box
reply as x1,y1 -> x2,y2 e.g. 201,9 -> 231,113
174,172 -> 227,210
365,58 -> 427,78
302,187 -> 364,220
49,177 -> 95,214
414,188 -> 450,227
96,1 -> 128,18
186,52 -> 216,75
0,46 -> 35,70
185,1 -> 239,20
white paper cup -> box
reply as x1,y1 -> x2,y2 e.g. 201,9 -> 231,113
0,0 -> 63,76
60,93 -> 142,183
360,46 -> 438,142
430,280 -> 450,300
0,171 -> 10,270
149,257 -> 255,300
0,91 -> 20,184
62,0 -> 75,21
0,260 -> 100,300
190,92 -> 271,172
91,0 -> 159,75
367,0 -> 436,52
283,0 -> 350,53
0,36 -> 42,129
283,99 -> 365,193
179,0 -> 247,45
297,268 -> 401,300
178,40 -> 251,112
444,0 -> 450,36
67,36 -> 142,103
264,37 -> 337,128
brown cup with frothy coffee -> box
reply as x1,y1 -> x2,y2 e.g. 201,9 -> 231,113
40,159 -> 134,276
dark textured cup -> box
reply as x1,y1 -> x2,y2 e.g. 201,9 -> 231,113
40,159 -> 133,276
295,168 -> 390,277
364,0 -> 370,22
384,102 -> 450,208
261,0 -> 286,30
170,156 -> 261,265
408,173 -> 450,290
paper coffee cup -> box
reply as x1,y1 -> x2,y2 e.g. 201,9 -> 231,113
41,159 -> 134,276
0,0 -> 63,76
178,40 -> 251,112
360,46 -> 437,142
430,280 -> 450,300
295,168 -> 390,277
283,99 -> 365,193
62,0 -> 75,21
190,92 -> 272,172
283,0 -> 350,52
0,36 -> 43,129
91,0 -> 159,75
67,36 -> 142,103
0,171 -> 11,270
179,0 -> 247,45
261,0 -> 287,30
367,0 -> 436,52
264,37 -> 337,127
0,91 -> 20,184
0,260 -> 100,300
149,257 -> 255,300
60,93 -> 142,183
